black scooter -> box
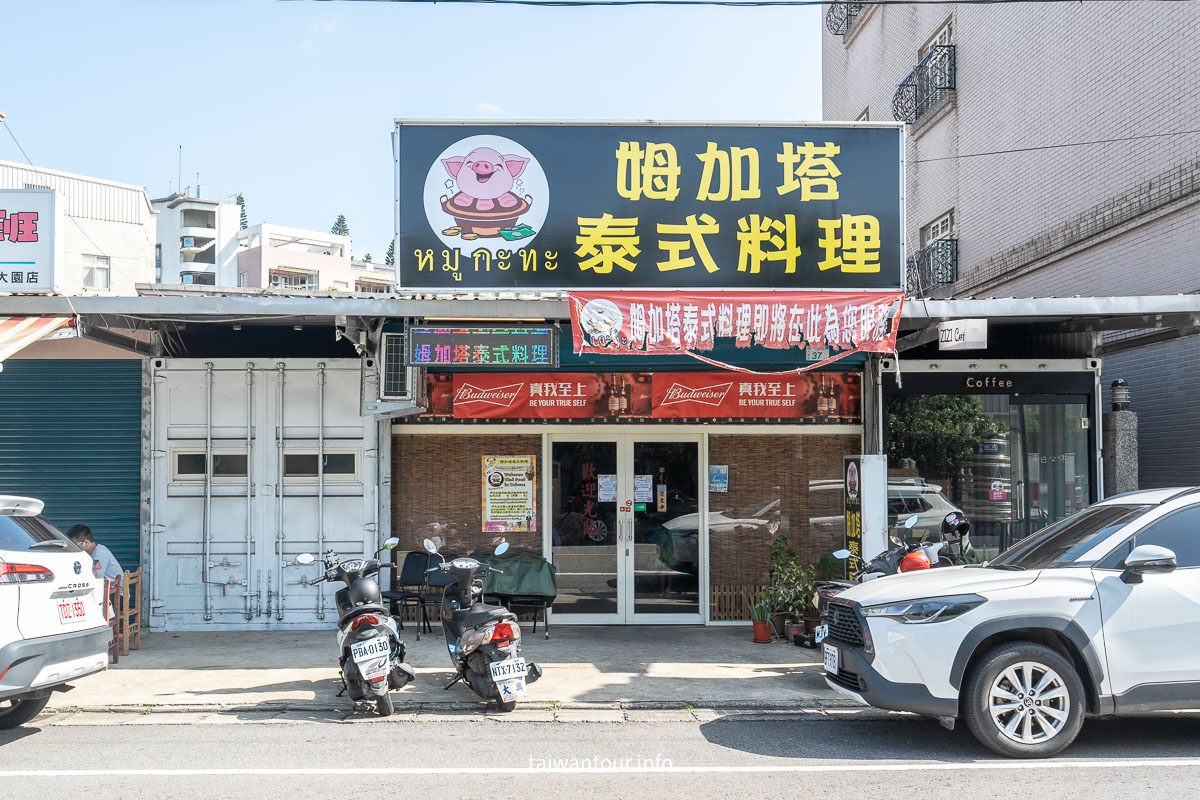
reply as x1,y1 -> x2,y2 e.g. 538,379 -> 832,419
422,538 -> 543,712
298,537 -> 416,717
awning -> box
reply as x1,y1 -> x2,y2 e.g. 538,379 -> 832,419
0,317 -> 73,369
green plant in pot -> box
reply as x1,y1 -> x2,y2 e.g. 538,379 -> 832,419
768,534 -> 797,636
773,562 -> 819,640
744,588 -> 774,643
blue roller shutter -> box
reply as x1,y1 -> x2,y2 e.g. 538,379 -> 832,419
0,359 -> 142,569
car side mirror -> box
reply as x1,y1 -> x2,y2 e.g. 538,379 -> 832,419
1120,544 -> 1177,584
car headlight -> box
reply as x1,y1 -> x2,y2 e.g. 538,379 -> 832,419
861,594 -> 986,624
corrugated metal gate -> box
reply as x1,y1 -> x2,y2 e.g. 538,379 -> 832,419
0,359 -> 143,568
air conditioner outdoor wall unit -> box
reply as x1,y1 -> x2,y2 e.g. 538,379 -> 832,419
379,331 -> 419,401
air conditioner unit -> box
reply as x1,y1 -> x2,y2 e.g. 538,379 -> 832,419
379,332 -> 419,401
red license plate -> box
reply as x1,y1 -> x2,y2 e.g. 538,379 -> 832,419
58,598 -> 89,624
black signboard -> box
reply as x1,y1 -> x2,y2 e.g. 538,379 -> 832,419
843,456 -> 863,579
406,325 -> 559,369
396,122 -> 903,291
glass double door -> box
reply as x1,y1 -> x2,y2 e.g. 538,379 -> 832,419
548,434 -> 702,624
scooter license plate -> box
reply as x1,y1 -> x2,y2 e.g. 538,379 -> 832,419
814,624 -> 829,644
351,636 -> 390,665
489,657 -> 527,682
497,677 -> 527,702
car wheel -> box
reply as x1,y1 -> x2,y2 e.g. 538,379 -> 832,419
963,641 -> 1085,758
0,695 -> 51,730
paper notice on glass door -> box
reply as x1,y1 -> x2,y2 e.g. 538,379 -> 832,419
634,474 -> 653,503
598,474 -> 617,503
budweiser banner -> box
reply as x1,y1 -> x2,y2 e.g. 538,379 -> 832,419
568,290 -> 903,371
423,371 -> 861,423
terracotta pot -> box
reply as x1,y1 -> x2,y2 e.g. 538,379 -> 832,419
784,622 -> 807,642
804,617 -> 822,634
752,621 -> 773,643
770,612 -> 788,637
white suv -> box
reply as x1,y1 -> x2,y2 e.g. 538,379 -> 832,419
0,496 -> 110,729
823,487 -> 1200,757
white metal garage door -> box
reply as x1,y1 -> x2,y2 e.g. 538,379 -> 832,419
149,358 -> 378,630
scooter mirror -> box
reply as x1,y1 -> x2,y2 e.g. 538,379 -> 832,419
903,514 -> 920,530
296,553 -> 315,565
890,535 -> 904,547
422,538 -> 438,554
383,537 -> 400,550
832,549 -> 852,560
494,541 -> 510,556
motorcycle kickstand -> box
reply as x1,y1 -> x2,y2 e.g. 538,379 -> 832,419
336,678 -> 348,698
444,672 -> 464,690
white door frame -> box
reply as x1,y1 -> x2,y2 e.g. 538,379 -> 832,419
544,430 -> 705,625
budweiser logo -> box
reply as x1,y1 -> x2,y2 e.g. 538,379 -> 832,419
454,382 -> 523,407
661,382 -> 732,406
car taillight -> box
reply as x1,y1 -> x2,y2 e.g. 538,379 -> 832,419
0,562 -> 55,584
488,621 -> 518,645
350,615 -> 379,631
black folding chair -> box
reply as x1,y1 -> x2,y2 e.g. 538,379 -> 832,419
417,556 -> 457,640
381,551 -> 429,630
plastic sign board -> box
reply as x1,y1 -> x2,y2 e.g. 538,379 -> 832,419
938,318 -> 988,351
0,189 -> 60,294
395,122 -> 903,291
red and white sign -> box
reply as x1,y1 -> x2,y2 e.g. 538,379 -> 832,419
435,371 -> 861,422
569,290 -> 903,368
0,189 -> 59,294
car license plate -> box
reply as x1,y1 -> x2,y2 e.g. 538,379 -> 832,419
351,636 -> 390,665
58,598 -> 89,625
489,657 -> 527,682
823,643 -> 839,675
814,624 -> 829,644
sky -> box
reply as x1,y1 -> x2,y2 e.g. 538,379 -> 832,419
1,0 -> 823,259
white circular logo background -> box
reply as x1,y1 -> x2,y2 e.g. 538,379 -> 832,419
423,134 -> 549,257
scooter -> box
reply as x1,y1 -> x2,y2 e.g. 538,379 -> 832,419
422,537 -> 543,712
297,537 -> 416,717
813,514 -> 955,630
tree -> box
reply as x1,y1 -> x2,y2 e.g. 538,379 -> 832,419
363,253 -> 372,262
385,240 -> 395,266
886,395 -> 1004,477
330,215 -> 349,237
236,194 -> 248,230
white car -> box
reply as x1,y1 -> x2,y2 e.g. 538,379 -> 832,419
0,496 -> 110,729
823,487 -> 1200,757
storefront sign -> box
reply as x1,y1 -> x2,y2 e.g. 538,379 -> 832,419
937,319 -> 987,351
568,290 -> 903,365
884,370 -> 1097,396
427,371 -> 862,422
406,325 -> 558,368
481,455 -> 537,533
396,122 -> 903,290
843,456 -> 863,577
0,189 -> 58,294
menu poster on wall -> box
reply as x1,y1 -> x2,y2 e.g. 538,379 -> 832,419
843,456 -> 863,579
482,455 -> 537,533
598,474 -> 618,503
634,475 -> 653,503
709,465 -> 729,493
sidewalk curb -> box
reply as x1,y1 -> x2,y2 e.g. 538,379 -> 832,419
46,697 -> 865,715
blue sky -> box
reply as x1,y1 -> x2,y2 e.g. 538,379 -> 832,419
3,0 -> 823,258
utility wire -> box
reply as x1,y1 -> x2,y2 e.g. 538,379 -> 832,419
2,120 -> 34,167
913,127 -> 1200,163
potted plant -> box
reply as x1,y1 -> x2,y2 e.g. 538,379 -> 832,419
744,588 -> 774,643
768,534 -> 797,636
772,562 -> 818,640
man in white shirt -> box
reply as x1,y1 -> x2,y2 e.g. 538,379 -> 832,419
67,525 -> 123,621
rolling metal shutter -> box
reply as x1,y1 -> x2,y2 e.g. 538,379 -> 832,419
0,360 -> 142,569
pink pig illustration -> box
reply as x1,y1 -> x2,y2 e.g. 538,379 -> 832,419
441,147 -> 529,212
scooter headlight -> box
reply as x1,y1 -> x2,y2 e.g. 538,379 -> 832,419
861,594 -> 986,624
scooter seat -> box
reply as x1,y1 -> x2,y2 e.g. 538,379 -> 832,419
461,604 -> 514,631
339,603 -> 390,629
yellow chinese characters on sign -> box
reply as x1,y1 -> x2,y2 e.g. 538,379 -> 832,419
817,214 -> 881,273
695,143 -> 761,202
735,214 -> 802,274
576,214 -> 641,274
657,214 -> 720,273
616,142 -> 681,202
777,142 -> 841,201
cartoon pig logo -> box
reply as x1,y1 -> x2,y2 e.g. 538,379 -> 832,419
442,147 -> 528,212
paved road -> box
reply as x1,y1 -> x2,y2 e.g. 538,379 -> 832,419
4,710 -> 1199,799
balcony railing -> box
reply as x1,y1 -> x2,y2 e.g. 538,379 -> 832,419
892,45 -> 956,124
906,238 -> 958,296
825,2 -> 864,36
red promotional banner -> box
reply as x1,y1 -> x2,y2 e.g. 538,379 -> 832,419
422,371 -> 861,423
568,290 -> 903,370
